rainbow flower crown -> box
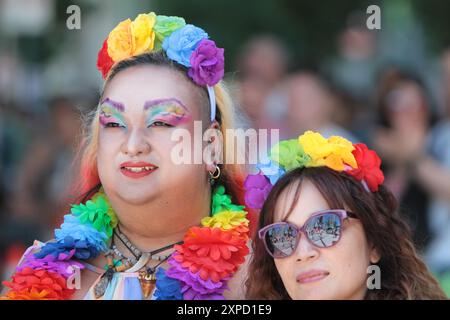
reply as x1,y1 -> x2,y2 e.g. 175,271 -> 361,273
97,12 -> 224,122
244,131 -> 385,209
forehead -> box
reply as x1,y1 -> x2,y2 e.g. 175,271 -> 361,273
274,179 -> 330,225
102,65 -> 203,116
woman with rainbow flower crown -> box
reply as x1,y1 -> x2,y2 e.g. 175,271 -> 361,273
1,12 -> 253,300
244,131 -> 447,299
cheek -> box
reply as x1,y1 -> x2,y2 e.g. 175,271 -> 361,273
274,258 -> 295,288
98,131 -> 121,158
274,259 -> 288,276
97,131 -> 123,179
327,224 -> 371,283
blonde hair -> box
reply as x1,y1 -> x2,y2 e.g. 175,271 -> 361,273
70,52 -> 245,203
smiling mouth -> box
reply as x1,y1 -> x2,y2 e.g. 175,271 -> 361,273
121,165 -> 157,172
120,164 -> 158,178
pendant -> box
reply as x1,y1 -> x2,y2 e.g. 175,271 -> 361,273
94,267 -> 114,299
139,269 -> 156,299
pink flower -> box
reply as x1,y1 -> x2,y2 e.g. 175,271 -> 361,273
188,39 -> 224,86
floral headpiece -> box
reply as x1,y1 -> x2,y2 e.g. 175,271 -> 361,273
244,131 -> 385,209
97,12 -> 225,122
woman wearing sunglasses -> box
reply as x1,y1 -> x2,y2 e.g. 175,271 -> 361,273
244,131 -> 446,299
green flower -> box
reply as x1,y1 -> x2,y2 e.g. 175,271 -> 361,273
154,15 -> 186,50
70,192 -> 117,237
211,185 -> 245,215
270,139 -> 311,171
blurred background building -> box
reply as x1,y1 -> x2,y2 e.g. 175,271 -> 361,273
1,0 -> 450,295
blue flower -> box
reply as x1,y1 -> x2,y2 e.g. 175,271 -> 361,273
34,236 -> 101,261
154,268 -> 183,300
34,241 -> 75,261
162,24 -> 208,67
257,160 -> 286,185
55,214 -> 108,252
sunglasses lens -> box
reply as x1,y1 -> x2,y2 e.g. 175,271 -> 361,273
264,224 -> 298,258
305,213 -> 342,248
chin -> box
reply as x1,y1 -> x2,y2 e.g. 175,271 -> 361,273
115,188 -> 158,205
290,289 -> 330,300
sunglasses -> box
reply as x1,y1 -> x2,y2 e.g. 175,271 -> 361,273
258,209 -> 357,259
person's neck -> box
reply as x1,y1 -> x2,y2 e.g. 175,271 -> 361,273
115,222 -> 187,255
107,187 -> 212,253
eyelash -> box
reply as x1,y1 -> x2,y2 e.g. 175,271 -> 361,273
102,121 -> 173,129
148,121 -> 173,128
104,122 -> 124,128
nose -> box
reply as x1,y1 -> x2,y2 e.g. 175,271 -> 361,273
294,232 -> 319,262
121,127 -> 151,156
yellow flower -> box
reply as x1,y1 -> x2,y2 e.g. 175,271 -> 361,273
107,18 -> 134,62
106,13 -> 157,63
201,211 -> 249,231
131,12 -> 156,55
298,131 -> 357,171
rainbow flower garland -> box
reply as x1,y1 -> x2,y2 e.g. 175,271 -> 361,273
244,131 -> 385,209
1,186 -> 249,300
97,12 -> 225,87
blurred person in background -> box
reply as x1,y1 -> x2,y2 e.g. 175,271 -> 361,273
282,70 -> 359,143
4,96 -> 83,245
373,57 -> 450,296
373,68 -> 435,254
412,48 -> 450,294
0,100 -> 33,287
324,11 -> 380,143
235,35 -> 289,131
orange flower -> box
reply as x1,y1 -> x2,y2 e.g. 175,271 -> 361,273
0,287 -> 53,300
173,227 -> 249,282
107,19 -> 134,61
2,267 -> 74,300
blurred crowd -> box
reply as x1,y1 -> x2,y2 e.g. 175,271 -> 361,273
1,8 -> 450,295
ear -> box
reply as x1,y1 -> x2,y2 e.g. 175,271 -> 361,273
369,245 -> 381,264
204,120 -> 222,173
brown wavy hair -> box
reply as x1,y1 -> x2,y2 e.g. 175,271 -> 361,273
245,167 -> 447,299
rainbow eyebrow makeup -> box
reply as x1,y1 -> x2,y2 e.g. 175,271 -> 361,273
99,98 -> 127,128
99,98 -> 191,129
144,98 -> 191,127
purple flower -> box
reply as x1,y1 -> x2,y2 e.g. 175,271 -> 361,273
244,173 -> 273,209
165,256 -> 229,300
17,251 -> 84,278
188,39 -> 224,86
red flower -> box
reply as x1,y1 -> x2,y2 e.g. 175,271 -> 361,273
97,38 -> 114,79
346,143 -> 384,192
2,267 -> 74,300
173,227 -> 249,282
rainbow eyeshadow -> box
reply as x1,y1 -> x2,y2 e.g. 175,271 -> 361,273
144,98 -> 191,127
99,98 -> 127,128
